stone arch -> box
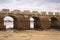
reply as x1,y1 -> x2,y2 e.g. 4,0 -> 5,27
29,16 -> 41,29
29,17 -> 34,29
4,16 -> 14,29
3,15 -> 18,29
50,16 -> 58,29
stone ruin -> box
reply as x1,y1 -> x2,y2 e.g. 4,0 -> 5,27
0,9 -> 60,30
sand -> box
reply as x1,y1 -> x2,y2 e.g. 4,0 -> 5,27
0,29 -> 60,40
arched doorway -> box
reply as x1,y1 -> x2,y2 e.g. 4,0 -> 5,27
4,16 -> 18,29
30,17 -> 34,29
30,17 -> 41,29
50,16 -> 58,29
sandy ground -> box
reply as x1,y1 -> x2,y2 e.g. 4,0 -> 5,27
0,29 -> 60,40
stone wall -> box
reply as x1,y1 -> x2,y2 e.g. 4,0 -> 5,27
0,9 -> 60,30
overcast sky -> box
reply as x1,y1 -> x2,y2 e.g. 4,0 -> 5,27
0,0 -> 60,12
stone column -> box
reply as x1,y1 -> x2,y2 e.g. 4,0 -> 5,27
17,16 -> 30,30
0,17 -> 6,30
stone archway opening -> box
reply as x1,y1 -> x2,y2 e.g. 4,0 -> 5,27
30,17 -> 34,29
50,16 -> 58,29
30,17 -> 41,29
4,16 -> 18,30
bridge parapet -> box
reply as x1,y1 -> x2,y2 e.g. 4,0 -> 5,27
48,12 -> 53,15
55,12 -> 60,15
22,10 -> 30,14
40,11 -> 47,16
0,9 -> 9,13
0,9 -> 60,16
32,11 -> 40,14
11,10 -> 21,14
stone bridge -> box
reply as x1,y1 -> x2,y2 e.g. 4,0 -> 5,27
0,9 -> 60,30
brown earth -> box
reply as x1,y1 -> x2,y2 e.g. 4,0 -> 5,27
0,29 -> 60,40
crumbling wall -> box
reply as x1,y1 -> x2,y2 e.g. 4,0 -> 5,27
0,9 -> 60,30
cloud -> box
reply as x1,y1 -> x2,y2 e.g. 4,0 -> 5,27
39,3 -> 60,11
46,0 -> 60,3
0,0 -> 60,12
0,0 -> 12,4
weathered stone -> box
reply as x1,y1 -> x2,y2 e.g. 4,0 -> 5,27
0,9 -> 60,30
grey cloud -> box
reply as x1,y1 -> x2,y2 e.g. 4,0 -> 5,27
16,0 -> 46,6
45,0 -> 60,3
0,0 -> 12,4
0,0 -> 60,11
